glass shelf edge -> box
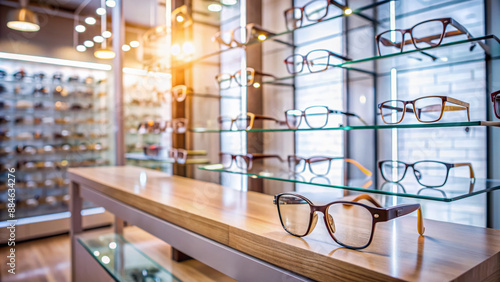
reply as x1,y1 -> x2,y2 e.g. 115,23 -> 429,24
189,121 -> 500,133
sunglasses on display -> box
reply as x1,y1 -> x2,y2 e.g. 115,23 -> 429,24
376,18 -> 483,56
274,192 -> 425,249
285,106 -> 368,129
284,49 -> 351,75
218,112 -> 287,131
220,153 -> 284,170
213,23 -> 275,48
284,0 -> 351,31
491,90 -> 500,119
288,156 -> 372,176
378,96 -> 470,124
137,118 -> 188,134
378,160 -> 475,187
215,67 -> 276,89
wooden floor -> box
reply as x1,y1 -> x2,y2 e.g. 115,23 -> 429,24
0,226 -> 235,282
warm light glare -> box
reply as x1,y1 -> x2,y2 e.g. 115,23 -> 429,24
344,8 -> 352,15
105,0 -> 116,7
84,40 -> 94,48
109,242 -> 117,249
182,42 -> 195,54
93,36 -> 104,43
7,8 -> 40,32
221,0 -> 237,5
253,82 -> 260,88
257,34 -> 266,41
85,17 -> 96,25
94,49 -> 115,59
130,40 -> 140,48
76,45 -> 86,52
359,95 -> 367,104
101,256 -> 110,264
176,15 -> 184,22
75,25 -> 86,32
8,21 -> 39,32
171,44 -> 181,55
96,7 -> 106,15
208,3 -> 222,12
122,44 -> 130,51
102,31 -> 112,38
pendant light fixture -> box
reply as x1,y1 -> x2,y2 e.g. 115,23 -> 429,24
94,0 -> 115,59
7,0 -> 40,32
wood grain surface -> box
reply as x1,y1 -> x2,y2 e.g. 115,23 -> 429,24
68,166 -> 500,282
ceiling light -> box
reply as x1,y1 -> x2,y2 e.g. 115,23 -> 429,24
129,40 -> 140,48
76,45 -> 86,52
101,256 -> 110,264
176,15 -> 184,22
96,8 -> 106,15
208,3 -> 222,12
75,25 -> 86,32
93,36 -> 104,43
83,40 -> 94,47
85,17 -> 96,25
105,0 -> 116,7
102,31 -> 112,38
221,0 -> 237,5
94,48 -> 115,59
7,8 -> 40,32
122,44 -> 130,51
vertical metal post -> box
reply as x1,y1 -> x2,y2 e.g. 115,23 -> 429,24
113,0 -> 125,166
70,181 -> 83,281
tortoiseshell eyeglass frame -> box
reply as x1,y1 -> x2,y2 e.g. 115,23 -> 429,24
491,90 -> 500,119
273,192 -> 425,249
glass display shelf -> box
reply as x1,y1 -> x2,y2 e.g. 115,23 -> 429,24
164,0 -> 390,71
190,121 -> 500,133
125,153 -> 209,164
198,164 -> 500,202
78,232 -> 180,282
0,201 -> 98,222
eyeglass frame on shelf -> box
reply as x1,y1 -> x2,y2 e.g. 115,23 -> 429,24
284,0 -> 350,31
377,95 -> 470,124
218,112 -> 287,131
285,106 -> 368,129
378,160 -> 475,187
220,152 -> 284,170
284,49 -> 351,75
491,90 -> 500,119
288,155 -> 372,176
273,192 -> 425,249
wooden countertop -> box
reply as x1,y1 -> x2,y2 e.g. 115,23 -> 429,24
68,166 -> 500,282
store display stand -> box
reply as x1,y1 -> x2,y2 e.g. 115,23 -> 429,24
69,166 -> 500,281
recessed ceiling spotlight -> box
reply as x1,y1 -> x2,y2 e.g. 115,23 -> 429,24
76,45 -> 86,52
75,25 -> 86,32
96,7 -> 106,15
102,31 -> 112,38
122,44 -> 131,51
129,41 -> 140,48
84,40 -> 94,47
93,35 -> 104,43
105,0 -> 116,7
208,3 -> 222,12
85,17 -> 96,25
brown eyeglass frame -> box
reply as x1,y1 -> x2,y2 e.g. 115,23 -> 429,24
375,18 -> 484,56
215,67 -> 277,90
284,0 -> 349,31
491,90 -> 500,119
213,23 -> 275,48
274,192 -> 425,249
220,152 -> 284,170
378,95 -> 470,124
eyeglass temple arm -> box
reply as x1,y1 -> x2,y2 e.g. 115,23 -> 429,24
454,163 -> 475,179
250,153 -> 285,162
329,0 -> 348,11
332,110 -> 368,125
344,159 -> 373,176
327,51 -> 352,62
254,70 -> 278,79
384,204 -> 425,236
254,114 -> 287,125
449,18 -> 489,53
343,194 -> 382,207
